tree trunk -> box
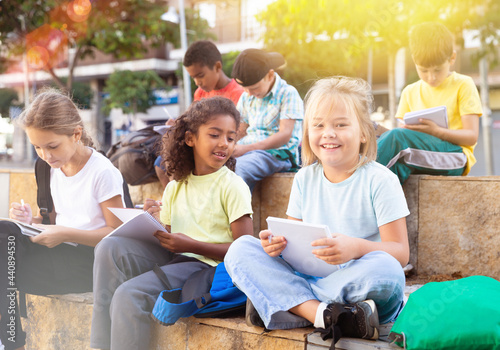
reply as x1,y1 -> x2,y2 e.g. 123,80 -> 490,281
479,54 -> 494,175
387,51 -> 397,128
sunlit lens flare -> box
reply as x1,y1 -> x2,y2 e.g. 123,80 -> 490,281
74,0 -> 92,16
27,46 -> 50,69
26,24 -> 67,70
67,0 -> 91,22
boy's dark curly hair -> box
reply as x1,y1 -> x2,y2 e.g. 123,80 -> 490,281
183,40 -> 222,69
162,97 -> 240,182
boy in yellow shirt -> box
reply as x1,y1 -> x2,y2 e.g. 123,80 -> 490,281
377,22 -> 482,184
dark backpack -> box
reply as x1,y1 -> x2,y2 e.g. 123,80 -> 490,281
106,125 -> 163,186
151,262 -> 247,325
35,157 -> 134,224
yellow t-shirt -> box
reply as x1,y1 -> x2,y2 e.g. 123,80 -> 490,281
159,166 -> 252,266
396,72 -> 483,175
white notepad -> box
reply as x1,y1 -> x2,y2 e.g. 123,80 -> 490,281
105,207 -> 168,245
403,106 -> 448,128
266,217 -> 340,278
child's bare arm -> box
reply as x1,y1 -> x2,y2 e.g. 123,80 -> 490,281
233,119 -> 295,157
404,113 -> 480,146
31,195 -> 125,248
312,217 -> 409,267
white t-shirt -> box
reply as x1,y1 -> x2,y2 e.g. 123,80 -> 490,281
50,148 -> 124,230
286,161 -> 409,242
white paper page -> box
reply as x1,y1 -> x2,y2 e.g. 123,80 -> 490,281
266,217 -> 340,278
106,208 -> 167,245
153,125 -> 171,135
403,106 -> 448,128
108,208 -> 144,223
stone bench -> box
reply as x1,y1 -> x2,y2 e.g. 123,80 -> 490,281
3,168 -> 500,349
24,290 -> 414,349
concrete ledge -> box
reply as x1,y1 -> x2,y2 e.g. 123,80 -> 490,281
24,292 -> 408,350
23,293 -> 93,350
415,175 -> 500,279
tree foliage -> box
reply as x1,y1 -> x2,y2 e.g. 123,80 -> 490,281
0,89 -> 20,119
102,70 -> 166,116
0,0 -> 213,92
257,0 -> 500,96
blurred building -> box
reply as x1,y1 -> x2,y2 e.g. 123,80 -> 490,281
0,0 -> 272,156
1,1 -> 499,173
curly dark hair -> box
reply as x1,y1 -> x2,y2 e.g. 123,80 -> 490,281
162,97 -> 240,182
183,40 -> 222,69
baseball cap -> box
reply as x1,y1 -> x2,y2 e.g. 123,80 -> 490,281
232,49 -> 286,87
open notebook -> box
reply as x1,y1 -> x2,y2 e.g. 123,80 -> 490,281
0,218 -> 77,246
403,106 -> 448,128
105,208 -> 168,245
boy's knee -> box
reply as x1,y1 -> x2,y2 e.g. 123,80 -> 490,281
380,127 -> 406,142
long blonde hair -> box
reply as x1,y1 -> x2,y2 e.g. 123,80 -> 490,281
301,76 -> 376,170
16,88 -> 94,147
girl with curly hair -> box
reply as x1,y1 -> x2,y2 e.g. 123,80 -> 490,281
90,96 -> 253,350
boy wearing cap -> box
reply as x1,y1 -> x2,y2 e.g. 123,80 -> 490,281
155,41 -> 244,187
232,48 -> 304,192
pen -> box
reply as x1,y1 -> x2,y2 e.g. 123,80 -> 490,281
268,234 -> 273,244
135,204 -> 144,209
20,199 -> 26,216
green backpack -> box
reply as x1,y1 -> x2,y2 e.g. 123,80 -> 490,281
389,275 -> 500,350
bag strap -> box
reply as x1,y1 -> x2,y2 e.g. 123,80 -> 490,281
35,157 -> 53,224
153,264 -> 173,290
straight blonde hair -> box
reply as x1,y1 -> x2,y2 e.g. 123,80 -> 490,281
301,76 -> 376,170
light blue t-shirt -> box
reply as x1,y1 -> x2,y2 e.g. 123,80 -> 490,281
286,161 -> 409,242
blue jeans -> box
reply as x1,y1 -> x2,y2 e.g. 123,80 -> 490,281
225,236 -> 405,329
235,150 -> 292,192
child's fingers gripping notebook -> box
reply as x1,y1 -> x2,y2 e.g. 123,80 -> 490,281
266,217 -> 340,278
403,106 -> 448,128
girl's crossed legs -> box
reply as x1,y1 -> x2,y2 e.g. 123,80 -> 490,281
225,235 -> 405,330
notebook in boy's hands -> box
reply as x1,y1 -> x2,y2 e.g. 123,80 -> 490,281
106,207 -> 168,245
266,217 -> 340,278
0,218 -> 77,246
403,106 -> 448,128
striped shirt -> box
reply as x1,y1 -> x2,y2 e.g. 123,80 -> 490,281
237,73 -> 303,160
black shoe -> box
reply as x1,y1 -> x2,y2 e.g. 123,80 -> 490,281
316,300 -> 379,348
245,298 -> 265,328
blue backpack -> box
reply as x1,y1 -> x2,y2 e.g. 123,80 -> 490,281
152,262 -> 247,325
